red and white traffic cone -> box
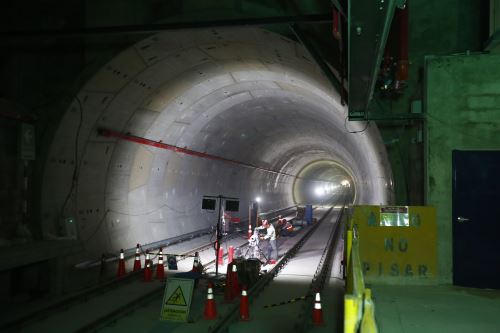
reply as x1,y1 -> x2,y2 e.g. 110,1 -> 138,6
156,247 -> 165,280
224,264 -> 234,302
133,244 -> 141,272
223,263 -> 240,302
247,223 -> 252,240
228,246 -> 234,264
203,282 -> 217,320
143,251 -> 152,282
116,249 -> 126,278
312,292 -> 324,325
239,285 -> 250,321
218,247 -> 224,266
230,263 -> 241,299
192,251 -> 203,273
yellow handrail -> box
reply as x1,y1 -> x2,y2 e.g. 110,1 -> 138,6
344,223 -> 378,333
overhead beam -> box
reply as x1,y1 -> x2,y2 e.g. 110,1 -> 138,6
0,14 -> 331,40
348,0 -> 406,120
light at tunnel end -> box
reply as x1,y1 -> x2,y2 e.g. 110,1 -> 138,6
40,27 -> 392,256
293,160 -> 356,205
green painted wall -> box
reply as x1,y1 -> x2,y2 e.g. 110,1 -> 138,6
373,0 -> 489,206
425,53 -> 500,283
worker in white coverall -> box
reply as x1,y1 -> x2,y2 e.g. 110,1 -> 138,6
256,219 -> 277,264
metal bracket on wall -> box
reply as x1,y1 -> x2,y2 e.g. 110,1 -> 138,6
348,0 -> 406,120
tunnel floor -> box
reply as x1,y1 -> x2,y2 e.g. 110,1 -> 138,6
9,208 -> 345,333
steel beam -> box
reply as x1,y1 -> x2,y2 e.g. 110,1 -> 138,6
348,0 -> 406,120
1,14 -> 331,40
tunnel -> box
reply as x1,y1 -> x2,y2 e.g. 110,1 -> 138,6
40,27 -> 393,257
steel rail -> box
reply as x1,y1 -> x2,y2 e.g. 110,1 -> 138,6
0,231 -> 243,332
74,209 -> 323,332
293,194 -> 347,332
75,205 -> 298,269
72,231 -> 256,333
207,199 -> 342,333
1,207 -> 300,332
77,207 -> 332,332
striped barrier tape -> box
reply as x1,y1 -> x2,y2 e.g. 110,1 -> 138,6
263,295 -> 312,308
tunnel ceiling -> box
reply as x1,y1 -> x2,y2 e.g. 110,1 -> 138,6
40,27 -> 393,257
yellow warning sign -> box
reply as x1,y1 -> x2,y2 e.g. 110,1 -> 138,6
352,205 -> 438,285
160,278 -> 194,322
165,286 -> 187,306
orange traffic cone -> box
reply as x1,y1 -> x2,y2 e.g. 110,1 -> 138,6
143,251 -> 152,282
239,285 -> 250,321
116,249 -> 126,278
230,263 -> 241,298
203,282 -> 217,320
156,247 -> 165,280
192,252 -> 203,273
228,246 -> 234,264
312,292 -> 324,325
224,264 -> 234,302
133,244 -> 141,272
218,247 -> 224,266
224,263 -> 240,302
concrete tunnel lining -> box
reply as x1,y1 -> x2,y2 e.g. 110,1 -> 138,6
40,27 -> 393,257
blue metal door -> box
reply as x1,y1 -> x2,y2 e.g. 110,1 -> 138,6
452,150 -> 500,288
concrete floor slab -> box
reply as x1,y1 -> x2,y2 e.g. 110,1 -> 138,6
372,285 -> 500,333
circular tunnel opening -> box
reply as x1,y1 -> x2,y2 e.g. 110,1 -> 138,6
41,27 -> 393,256
293,160 -> 355,205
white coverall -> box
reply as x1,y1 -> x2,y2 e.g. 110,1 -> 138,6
257,223 -> 277,261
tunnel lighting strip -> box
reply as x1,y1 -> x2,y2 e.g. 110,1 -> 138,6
98,128 -> 300,178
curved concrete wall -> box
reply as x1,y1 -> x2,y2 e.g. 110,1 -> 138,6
40,28 -> 393,257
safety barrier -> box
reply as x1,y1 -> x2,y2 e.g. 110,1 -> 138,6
344,220 -> 378,333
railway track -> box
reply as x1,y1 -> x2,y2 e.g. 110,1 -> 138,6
2,209 -> 300,333
90,203 -> 343,333
208,195 -> 347,333
1,230 -> 244,333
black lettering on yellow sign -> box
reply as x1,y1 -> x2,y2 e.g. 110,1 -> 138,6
166,286 -> 187,306
405,264 -> 413,276
363,262 -> 429,278
384,238 -> 408,252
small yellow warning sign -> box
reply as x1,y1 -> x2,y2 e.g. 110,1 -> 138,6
166,286 -> 187,306
160,278 -> 194,322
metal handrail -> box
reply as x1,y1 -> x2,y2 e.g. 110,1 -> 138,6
344,219 -> 378,333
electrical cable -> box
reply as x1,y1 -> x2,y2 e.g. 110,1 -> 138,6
56,95 -> 83,233
82,210 -> 109,243
344,114 -> 370,133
